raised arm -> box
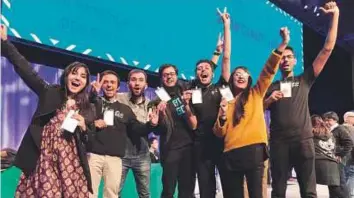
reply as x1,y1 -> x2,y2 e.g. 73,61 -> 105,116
217,7 -> 231,82
312,1 -> 339,77
255,27 -> 289,96
1,25 -> 48,95
211,33 -> 223,66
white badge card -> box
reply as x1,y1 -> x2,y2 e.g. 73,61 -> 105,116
192,88 -> 203,104
280,82 -> 292,98
61,110 -> 79,133
155,87 -> 171,102
219,86 -> 234,102
104,109 -> 114,126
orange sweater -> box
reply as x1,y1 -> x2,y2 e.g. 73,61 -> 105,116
213,51 -> 282,152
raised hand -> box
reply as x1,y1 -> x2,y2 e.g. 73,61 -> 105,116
149,107 -> 159,126
219,98 -> 228,120
280,27 -> 290,45
91,73 -> 103,94
0,24 -> 8,41
319,1 -> 339,15
216,32 -> 224,53
217,7 -> 230,26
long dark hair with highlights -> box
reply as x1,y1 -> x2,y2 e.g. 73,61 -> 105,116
229,66 -> 253,127
60,62 -> 91,112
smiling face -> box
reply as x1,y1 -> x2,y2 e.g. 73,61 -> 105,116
161,66 -> 177,87
128,72 -> 147,97
280,49 -> 297,73
232,68 -> 250,90
66,66 -> 88,95
101,74 -> 119,99
196,62 -> 213,85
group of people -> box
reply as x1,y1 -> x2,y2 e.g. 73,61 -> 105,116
0,1 -> 348,198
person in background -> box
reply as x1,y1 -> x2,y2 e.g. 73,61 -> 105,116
264,2 -> 340,197
88,70 -> 158,198
323,111 -> 353,198
214,27 -> 289,198
115,69 -> 152,198
311,115 -> 349,198
0,148 -> 17,170
1,25 -> 95,197
149,137 -> 160,163
343,111 -> 354,198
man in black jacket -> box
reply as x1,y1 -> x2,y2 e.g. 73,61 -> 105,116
323,111 -> 353,198
88,70 -> 158,198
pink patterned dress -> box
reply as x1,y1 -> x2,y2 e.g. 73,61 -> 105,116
15,107 -> 89,198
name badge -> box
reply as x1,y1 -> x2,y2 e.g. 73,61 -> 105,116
192,87 -> 203,104
104,109 -> 114,126
155,87 -> 171,102
219,85 -> 234,102
61,110 -> 79,133
280,82 -> 292,98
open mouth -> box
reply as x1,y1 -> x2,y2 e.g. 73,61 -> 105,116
133,87 -> 141,91
237,79 -> 245,83
167,78 -> 174,83
71,81 -> 81,87
200,74 -> 209,80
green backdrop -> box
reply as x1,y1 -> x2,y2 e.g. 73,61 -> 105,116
1,164 -> 165,198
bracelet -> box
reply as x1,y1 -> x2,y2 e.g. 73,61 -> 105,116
213,51 -> 221,56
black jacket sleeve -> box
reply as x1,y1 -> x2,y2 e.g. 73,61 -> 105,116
334,126 -> 353,157
1,40 -> 48,95
126,107 -> 154,136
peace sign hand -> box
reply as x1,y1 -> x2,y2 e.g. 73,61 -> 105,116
217,7 -> 230,26
91,73 -> 103,94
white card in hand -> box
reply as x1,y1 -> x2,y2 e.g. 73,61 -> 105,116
192,88 -> 203,104
280,82 -> 292,98
155,87 -> 171,102
60,110 -> 79,133
219,86 -> 234,102
104,110 -> 114,126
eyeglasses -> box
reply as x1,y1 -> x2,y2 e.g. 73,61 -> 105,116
234,72 -> 249,78
162,72 -> 176,78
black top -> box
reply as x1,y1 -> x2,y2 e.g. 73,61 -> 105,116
267,67 -> 316,143
314,134 -> 337,162
1,40 -> 95,192
189,77 -> 227,157
88,97 -> 152,157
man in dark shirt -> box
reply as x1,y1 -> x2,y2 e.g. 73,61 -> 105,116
187,8 -> 231,198
152,64 -> 197,198
264,2 -> 340,197
88,70 -> 158,198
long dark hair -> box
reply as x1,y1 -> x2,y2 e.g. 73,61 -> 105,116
60,61 -> 91,112
229,66 -> 253,127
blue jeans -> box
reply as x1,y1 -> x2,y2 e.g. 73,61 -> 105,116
118,153 -> 151,198
345,165 -> 354,198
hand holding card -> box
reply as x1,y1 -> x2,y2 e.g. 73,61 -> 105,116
155,87 -> 171,102
61,110 -> 79,133
219,86 -> 234,102
104,110 -> 114,126
280,82 -> 292,98
192,88 -> 202,104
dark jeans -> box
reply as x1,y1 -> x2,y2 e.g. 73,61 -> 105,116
193,141 -> 222,198
339,163 -> 350,198
270,138 -> 317,198
345,164 -> 354,198
118,153 -> 151,198
161,145 -> 195,198
219,160 -> 264,198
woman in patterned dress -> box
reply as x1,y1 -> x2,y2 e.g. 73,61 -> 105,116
1,25 -> 95,197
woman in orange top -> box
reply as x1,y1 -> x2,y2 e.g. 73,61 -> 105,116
213,27 -> 289,198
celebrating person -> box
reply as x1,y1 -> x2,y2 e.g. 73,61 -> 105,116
1,25 -> 95,197
264,2 -> 339,197
214,27 -> 289,198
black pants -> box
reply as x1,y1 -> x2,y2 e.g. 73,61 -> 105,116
161,146 -> 195,198
270,138 -> 317,198
193,141 -> 222,198
219,160 -> 264,198
328,185 -> 346,198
